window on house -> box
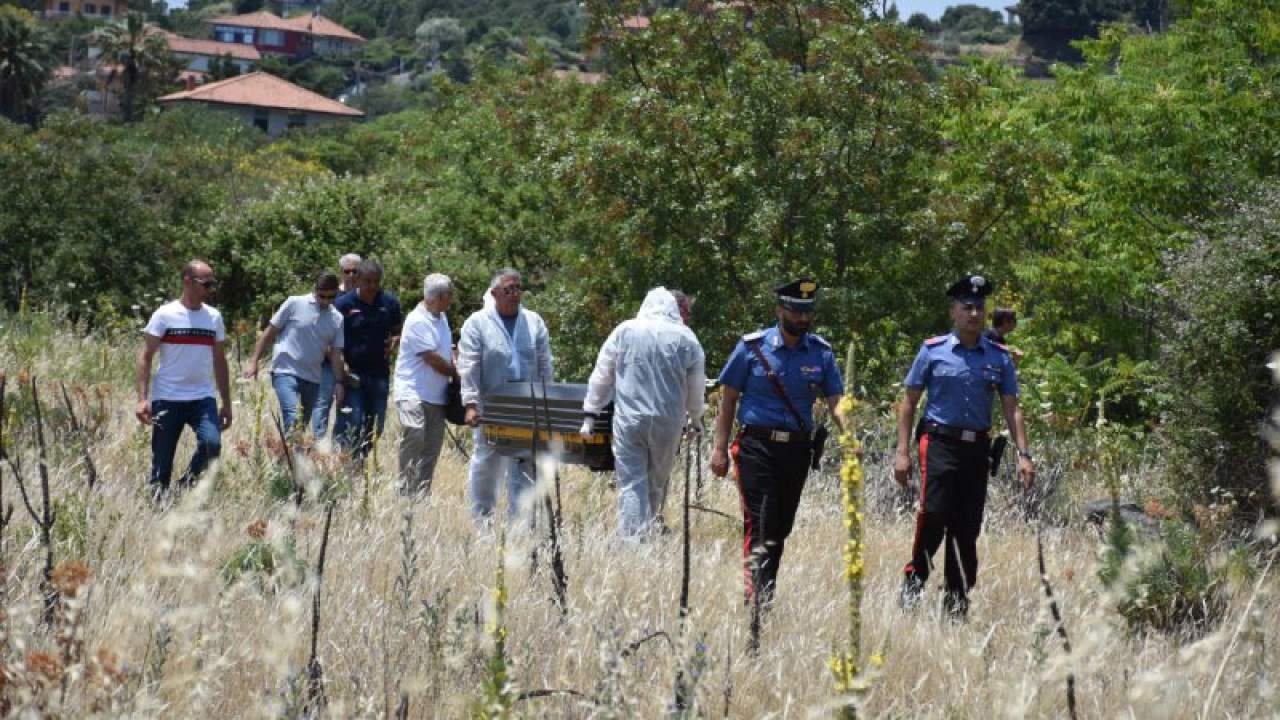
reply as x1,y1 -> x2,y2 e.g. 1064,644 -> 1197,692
253,109 -> 269,132
287,113 -> 307,129
58,1 -> 69,11
84,3 -> 96,13
100,4 -> 111,15
260,30 -> 284,46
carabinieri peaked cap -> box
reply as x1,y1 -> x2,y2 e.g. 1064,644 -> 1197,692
946,274 -> 993,303
774,278 -> 819,311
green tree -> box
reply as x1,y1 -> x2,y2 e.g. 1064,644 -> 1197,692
905,11 -> 940,34
207,53 -> 241,81
415,16 -> 464,65
1015,0 -> 1125,59
92,12 -> 178,122
0,6 -> 54,124
1158,182 -> 1280,514
568,0 -> 942,377
940,4 -> 1004,32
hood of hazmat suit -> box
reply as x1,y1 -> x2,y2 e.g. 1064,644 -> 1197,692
457,287 -> 553,413
584,287 -> 706,421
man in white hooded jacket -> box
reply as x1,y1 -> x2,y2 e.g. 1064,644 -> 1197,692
458,268 -> 554,523
582,287 -> 706,537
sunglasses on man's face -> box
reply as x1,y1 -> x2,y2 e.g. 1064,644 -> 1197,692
342,268 -> 358,275
194,278 -> 218,290
316,292 -> 337,301
497,285 -> 522,296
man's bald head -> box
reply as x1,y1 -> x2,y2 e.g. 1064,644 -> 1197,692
183,260 -> 213,280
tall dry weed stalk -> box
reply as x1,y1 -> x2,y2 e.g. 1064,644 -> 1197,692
57,381 -> 97,490
6,378 -> 60,626
304,502 -> 335,715
1036,533 -> 1078,719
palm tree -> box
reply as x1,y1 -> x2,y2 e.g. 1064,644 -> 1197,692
92,11 -> 175,122
0,8 -> 55,124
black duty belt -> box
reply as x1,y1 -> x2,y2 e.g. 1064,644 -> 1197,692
924,421 -> 989,443
742,425 -> 812,444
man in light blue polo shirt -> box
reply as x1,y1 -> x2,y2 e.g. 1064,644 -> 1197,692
893,274 -> 1035,620
245,271 -> 350,434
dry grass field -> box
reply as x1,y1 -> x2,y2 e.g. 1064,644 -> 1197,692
0,320 -> 1276,718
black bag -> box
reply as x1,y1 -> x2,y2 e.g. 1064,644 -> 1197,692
746,341 -> 829,471
810,425 -> 830,470
444,377 -> 467,425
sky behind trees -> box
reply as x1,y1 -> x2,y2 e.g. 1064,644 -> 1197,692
890,0 -> 1010,18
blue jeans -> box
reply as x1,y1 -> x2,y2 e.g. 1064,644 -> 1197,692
333,375 -> 390,458
272,372 -> 319,435
311,359 -> 336,438
150,397 -> 221,493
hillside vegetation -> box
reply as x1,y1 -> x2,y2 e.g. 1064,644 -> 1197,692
0,1 -> 1278,714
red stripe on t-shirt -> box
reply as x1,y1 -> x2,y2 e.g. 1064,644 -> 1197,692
163,335 -> 216,346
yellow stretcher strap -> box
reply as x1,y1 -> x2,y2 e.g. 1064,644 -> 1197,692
483,424 -> 609,446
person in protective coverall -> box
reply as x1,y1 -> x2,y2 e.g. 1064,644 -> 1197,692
582,288 -> 706,538
458,269 -> 554,524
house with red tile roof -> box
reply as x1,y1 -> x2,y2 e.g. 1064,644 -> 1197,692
160,30 -> 261,75
158,71 -> 363,136
208,10 -> 365,60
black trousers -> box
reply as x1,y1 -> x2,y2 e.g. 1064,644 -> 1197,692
903,432 -> 990,599
731,433 -> 811,605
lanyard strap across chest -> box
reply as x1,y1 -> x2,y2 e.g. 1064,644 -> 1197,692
747,341 -> 810,433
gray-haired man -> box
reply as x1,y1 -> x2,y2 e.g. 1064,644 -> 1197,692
394,273 -> 456,496
457,269 -> 553,523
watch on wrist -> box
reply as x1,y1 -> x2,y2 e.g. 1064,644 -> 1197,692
1018,449 -> 1034,461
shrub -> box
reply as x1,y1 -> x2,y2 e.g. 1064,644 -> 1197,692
1158,182 -> 1280,514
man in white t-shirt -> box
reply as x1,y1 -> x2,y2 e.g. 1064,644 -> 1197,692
135,260 -> 233,497
244,272 -> 349,435
394,273 -> 457,496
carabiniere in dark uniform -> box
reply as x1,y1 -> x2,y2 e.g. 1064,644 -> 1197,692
894,274 -> 1036,620
710,279 -> 844,611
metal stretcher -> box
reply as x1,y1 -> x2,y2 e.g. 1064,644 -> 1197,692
480,382 -> 614,471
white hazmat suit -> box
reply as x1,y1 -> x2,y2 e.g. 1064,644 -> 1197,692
583,288 -> 705,537
458,289 -> 553,523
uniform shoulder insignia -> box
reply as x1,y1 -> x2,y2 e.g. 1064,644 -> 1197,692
742,330 -> 766,342
924,334 -> 950,347
807,333 -> 831,349
985,338 -> 1010,353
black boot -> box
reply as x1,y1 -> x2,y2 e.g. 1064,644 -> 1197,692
899,574 -> 924,611
942,591 -> 969,622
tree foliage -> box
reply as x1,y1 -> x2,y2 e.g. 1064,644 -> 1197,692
0,6 -> 54,124
1,0 -> 1278,505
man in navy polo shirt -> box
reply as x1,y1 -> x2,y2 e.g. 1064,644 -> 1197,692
710,278 -> 844,616
333,258 -> 403,459
894,274 -> 1036,620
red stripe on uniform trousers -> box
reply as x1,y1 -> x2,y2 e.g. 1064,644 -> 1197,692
905,432 -> 930,575
731,434 -> 754,601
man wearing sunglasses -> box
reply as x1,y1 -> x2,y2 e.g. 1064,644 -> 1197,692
245,272 -> 350,435
312,253 -> 362,439
457,268 -> 554,524
136,260 -> 233,499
